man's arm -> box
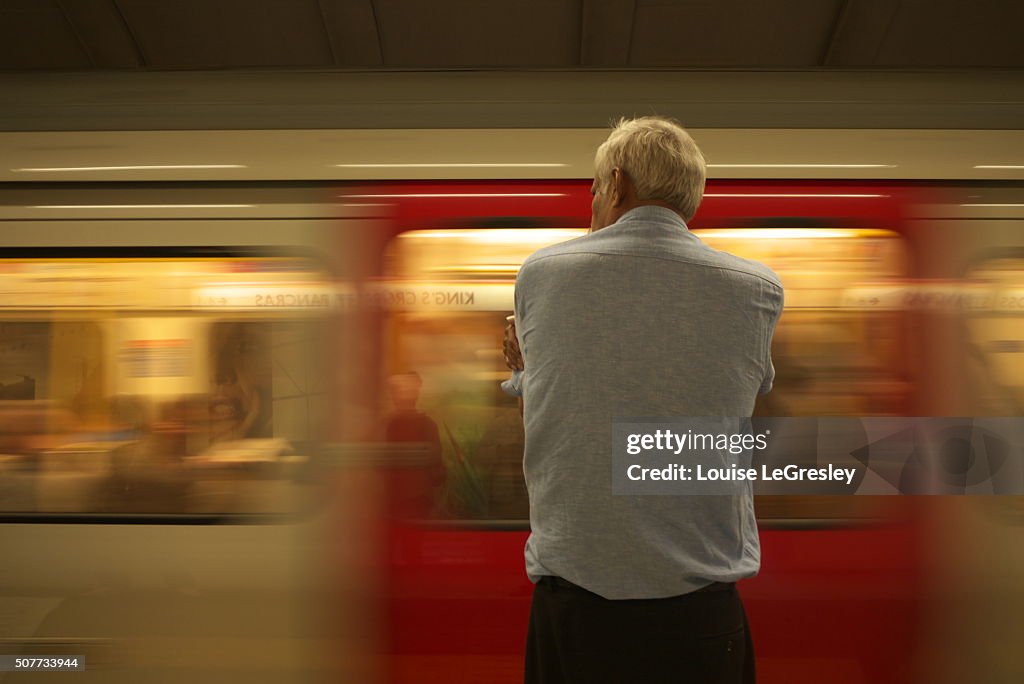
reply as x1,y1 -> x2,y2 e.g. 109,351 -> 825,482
503,315 -> 524,372
759,283 -> 785,394
501,315 -> 524,398
759,358 -> 775,395
501,370 -> 524,397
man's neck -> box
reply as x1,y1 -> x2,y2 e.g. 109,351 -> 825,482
613,201 -> 684,224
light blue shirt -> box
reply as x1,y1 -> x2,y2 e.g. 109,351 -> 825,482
509,205 -> 783,599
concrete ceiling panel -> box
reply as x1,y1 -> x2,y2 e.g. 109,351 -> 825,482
58,0 -> 144,67
0,0 -> 92,69
872,0 -> 1024,67
1,0 -> 1021,71
373,0 -> 582,67
580,0 -> 636,66
628,0 -> 843,67
319,0 -> 384,66
116,0 -> 334,67
822,0 -> 901,66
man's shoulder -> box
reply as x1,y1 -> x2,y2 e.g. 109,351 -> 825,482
516,235 -> 594,285
521,234 -> 591,266
705,248 -> 783,291
520,230 -> 782,294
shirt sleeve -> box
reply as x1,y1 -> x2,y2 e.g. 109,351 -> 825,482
759,281 -> 784,395
501,369 -> 524,397
502,261 -> 530,398
759,357 -> 775,395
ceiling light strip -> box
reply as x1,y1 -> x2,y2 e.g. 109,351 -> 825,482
335,163 -> 568,168
13,165 -> 247,172
344,193 -> 566,198
32,204 -> 255,209
707,164 -> 895,169
703,193 -> 886,198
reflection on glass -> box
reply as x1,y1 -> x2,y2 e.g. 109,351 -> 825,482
696,228 -> 909,417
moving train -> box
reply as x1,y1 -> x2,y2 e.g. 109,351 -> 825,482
0,70 -> 1022,683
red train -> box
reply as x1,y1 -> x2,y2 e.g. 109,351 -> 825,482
361,178 -> 921,684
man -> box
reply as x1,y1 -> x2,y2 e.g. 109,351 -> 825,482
504,116 -> 783,683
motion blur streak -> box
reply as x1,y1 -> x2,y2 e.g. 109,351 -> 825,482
0,123 -> 1022,683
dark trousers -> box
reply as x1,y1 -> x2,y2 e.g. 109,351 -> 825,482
525,577 -> 755,684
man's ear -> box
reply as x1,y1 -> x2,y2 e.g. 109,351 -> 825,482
610,167 -> 629,207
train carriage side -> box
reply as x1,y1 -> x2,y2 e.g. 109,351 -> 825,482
358,177 -> 934,684
0,187 -> 377,683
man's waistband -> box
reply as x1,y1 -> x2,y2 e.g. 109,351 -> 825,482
539,575 -> 735,596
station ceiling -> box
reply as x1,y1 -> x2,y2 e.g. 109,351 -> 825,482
1,0 -> 1022,71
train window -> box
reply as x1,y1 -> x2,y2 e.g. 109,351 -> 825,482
694,228 -> 910,418
381,229 -> 583,521
0,257 -> 331,518
963,257 -> 1024,415
382,226 -> 908,523
694,228 -> 909,521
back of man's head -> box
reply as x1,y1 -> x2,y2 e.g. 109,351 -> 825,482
594,116 -> 706,221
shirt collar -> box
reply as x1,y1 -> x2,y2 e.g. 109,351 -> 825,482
616,205 -> 688,230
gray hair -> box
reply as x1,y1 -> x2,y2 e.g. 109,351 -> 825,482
594,116 -> 706,221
